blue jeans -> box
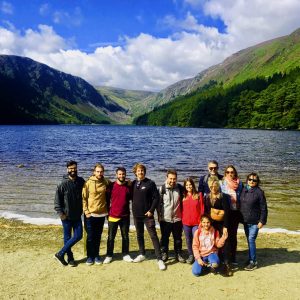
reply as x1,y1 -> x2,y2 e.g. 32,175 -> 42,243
244,223 -> 259,263
192,253 -> 220,276
58,219 -> 83,260
183,225 -> 198,256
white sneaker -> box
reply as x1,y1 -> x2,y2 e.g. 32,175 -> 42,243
158,259 -> 166,271
133,254 -> 146,263
103,256 -> 112,264
123,255 -> 133,263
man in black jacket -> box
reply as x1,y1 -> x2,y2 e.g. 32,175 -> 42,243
54,160 -> 85,266
131,163 -> 166,270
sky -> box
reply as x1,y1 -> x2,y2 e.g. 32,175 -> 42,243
1,0 -> 300,91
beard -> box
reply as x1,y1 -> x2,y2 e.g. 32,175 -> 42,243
68,170 -> 77,178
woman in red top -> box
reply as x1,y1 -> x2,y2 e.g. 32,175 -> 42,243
182,177 -> 204,264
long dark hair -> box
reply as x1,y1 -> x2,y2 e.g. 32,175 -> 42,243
246,172 -> 260,186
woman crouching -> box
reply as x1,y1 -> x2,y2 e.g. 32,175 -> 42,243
192,215 -> 227,276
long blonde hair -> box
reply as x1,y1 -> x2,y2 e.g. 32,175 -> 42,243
208,177 -> 221,205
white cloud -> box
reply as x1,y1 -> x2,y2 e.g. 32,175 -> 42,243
53,7 -> 83,27
1,0 -> 300,91
203,0 -> 300,49
39,3 -> 50,16
1,1 -> 13,14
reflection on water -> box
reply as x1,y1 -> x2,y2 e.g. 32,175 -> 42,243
0,125 -> 299,230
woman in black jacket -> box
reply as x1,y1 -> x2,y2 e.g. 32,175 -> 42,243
204,177 -> 233,276
240,172 -> 268,271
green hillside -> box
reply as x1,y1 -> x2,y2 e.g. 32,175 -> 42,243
0,55 -> 125,124
144,28 -> 300,111
135,68 -> 300,129
97,86 -> 157,123
135,29 -> 300,130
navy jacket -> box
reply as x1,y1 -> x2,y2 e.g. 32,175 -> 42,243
240,186 -> 268,225
54,175 -> 85,221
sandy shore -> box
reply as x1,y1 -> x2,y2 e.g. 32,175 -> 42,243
1,218 -> 300,300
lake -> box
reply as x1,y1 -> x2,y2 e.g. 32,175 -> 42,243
0,125 -> 299,231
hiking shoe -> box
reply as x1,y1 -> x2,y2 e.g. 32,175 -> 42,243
244,262 -> 258,271
224,264 -> 233,277
175,253 -> 186,263
68,260 -> 77,267
133,254 -> 146,263
95,256 -> 102,265
123,255 -> 133,263
157,259 -> 166,271
86,257 -> 94,266
161,252 -> 168,262
186,255 -> 194,264
54,253 -> 68,266
103,256 -> 112,264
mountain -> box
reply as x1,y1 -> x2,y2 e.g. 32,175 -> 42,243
96,86 -> 157,123
135,28 -> 300,130
0,55 -> 127,124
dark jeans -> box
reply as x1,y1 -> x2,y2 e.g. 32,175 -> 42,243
106,217 -> 130,257
213,221 -> 231,264
84,216 -> 105,259
58,218 -> 83,261
183,224 -> 198,256
228,210 -> 242,262
160,221 -> 183,254
134,217 -> 162,260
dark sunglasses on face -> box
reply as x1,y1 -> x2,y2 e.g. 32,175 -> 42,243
248,178 -> 258,182
226,171 -> 234,174
209,167 -> 218,171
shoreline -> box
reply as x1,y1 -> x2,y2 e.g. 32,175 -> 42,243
1,217 -> 300,299
1,211 -> 300,235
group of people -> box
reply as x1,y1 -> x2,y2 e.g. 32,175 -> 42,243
54,160 -> 268,276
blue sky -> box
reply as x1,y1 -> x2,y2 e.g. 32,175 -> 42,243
1,0 -> 300,91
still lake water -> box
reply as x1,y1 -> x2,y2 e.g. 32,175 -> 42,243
0,125 -> 299,231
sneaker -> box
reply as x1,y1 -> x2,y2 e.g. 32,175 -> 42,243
161,252 -> 168,262
210,266 -> 217,275
68,260 -> 77,267
95,256 -> 102,265
103,256 -> 112,264
157,259 -> 166,271
231,261 -> 239,271
244,262 -> 258,271
175,253 -> 186,263
123,255 -> 133,263
186,255 -> 194,264
133,254 -> 146,263
86,257 -> 94,266
54,253 -> 68,266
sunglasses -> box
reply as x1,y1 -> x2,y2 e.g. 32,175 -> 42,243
226,171 -> 234,174
209,167 -> 218,171
248,178 -> 258,182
